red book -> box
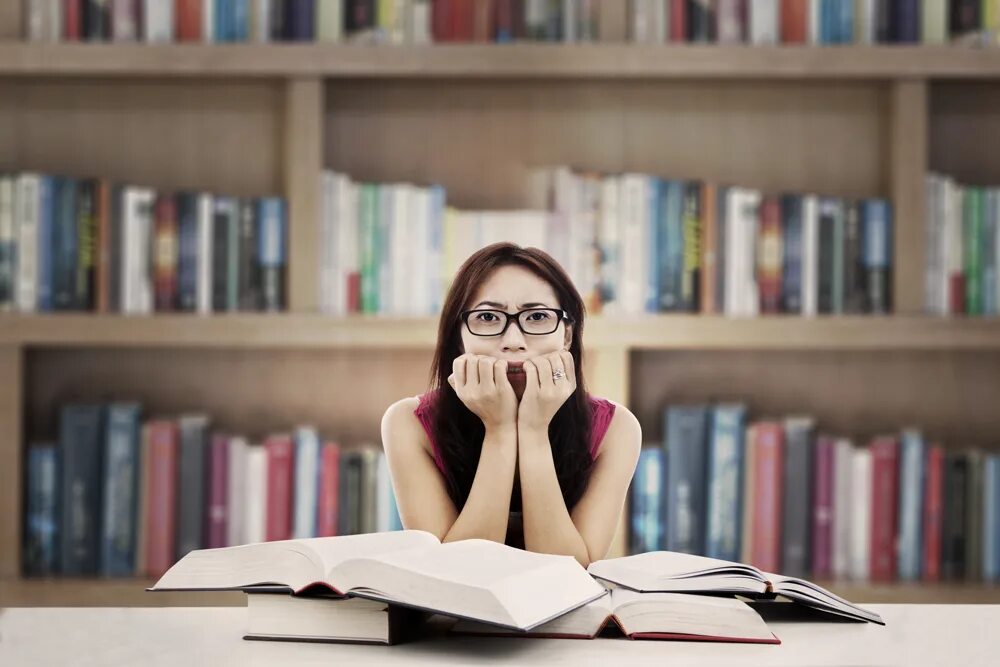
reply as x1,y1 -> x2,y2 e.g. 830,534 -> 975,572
757,196 -> 783,314
811,435 -> 835,579
153,195 -> 178,312
64,0 -> 82,40
433,0 -> 453,41
175,0 -> 203,41
472,0 -> 494,41
317,442 -> 342,536
780,0 -> 807,44
669,0 -> 687,42
205,434 -> 229,549
494,0 -> 513,41
869,437 -> 900,582
145,420 -> 179,578
265,434 -> 295,542
949,274 -> 966,315
452,0 -> 475,41
94,180 -> 111,313
922,445 -> 944,582
750,422 -> 784,573
347,272 -> 361,313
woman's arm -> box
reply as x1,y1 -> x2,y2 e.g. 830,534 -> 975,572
520,403 -> 642,567
381,397 -> 518,544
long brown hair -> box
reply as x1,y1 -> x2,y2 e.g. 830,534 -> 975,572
427,242 -> 594,513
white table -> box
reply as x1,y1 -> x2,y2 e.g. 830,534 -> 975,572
0,604 -> 995,666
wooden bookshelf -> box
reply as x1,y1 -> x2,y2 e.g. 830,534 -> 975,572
2,39 -> 1000,608
1,44 -> 1000,80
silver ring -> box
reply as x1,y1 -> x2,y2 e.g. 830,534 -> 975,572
552,369 -> 566,381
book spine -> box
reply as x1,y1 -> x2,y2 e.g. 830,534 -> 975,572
811,435 -> 835,579
688,0 -> 714,42
176,416 -> 209,559
898,429 -> 926,581
750,422 -> 784,574
258,197 -> 287,312
843,201 -> 865,314
212,199 -> 232,312
111,0 -> 139,40
869,436 -> 900,582
780,0 -> 808,43
100,403 -> 141,577
59,405 -> 104,576
93,180 -> 111,313
632,447 -> 665,553
317,442 -> 341,537
51,177 -> 79,311
206,434 -> 230,549
265,434 -> 295,542
965,188 -> 984,316
153,195 -> 179,312
145,421 -> 178,578
699,182 -> 718,314
781,417 -> 814,578
757,195 -> 783,314
16,175 -> 40,313
24,444 -> 60,576
863,199 -> 893,314
36,176 -> 55,312
922,444 -> 944,581
176,194 -> 199,312
669,0 -> 687,41
664,405 -> 709,555
237,199 -> 259,311
292,427 -> 320,539
817,199 -> 836,314
0,177 -> 15,312
781,194 -> 803,314
681,182 -> 701,311
196,194 -> 214,314
64,0 -> 83,40
705,404 -> 745,561
226,436 -> 248,547
73,178 -> 94,309
176,0 -> 204,41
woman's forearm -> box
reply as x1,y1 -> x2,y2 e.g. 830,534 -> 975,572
442,424 -> 518,544
518,427 -> 591,567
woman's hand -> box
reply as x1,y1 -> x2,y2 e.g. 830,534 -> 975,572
447,354 -> 519,433
518,350 -> 577,434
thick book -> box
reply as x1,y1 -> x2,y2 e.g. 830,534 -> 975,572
244,591 -> 427,645
452,588 -> 779,643
149,531 -> 607,632
588,550 -> 884,625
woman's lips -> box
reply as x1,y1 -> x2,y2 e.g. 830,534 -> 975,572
506,362 -> 525,374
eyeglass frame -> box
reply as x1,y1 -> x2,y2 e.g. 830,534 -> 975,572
459,307 -> 575,337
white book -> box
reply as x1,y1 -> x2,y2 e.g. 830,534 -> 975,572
427,186 -> 445,313
856,0 -> 876,45
408,188 -> 430,317
25,0 -> 62,42
630,0 -> 654,42
921,0 -> 948,44
111,0 -> 139,41
589,550 -> 883,624
653,0 -> 668,42
15,174 -> 40,313
195,193 -> 213,315
226,436 -> 248,547
410,0 -> 431,43
562,0 -> 578,42
848,447 -> 872,582
143,0 -> 175,43
749,0 -> 778,44
809,0 -> 822,44
598,175 -> 622,314
0,176 -> 15,312
319,171 -> 337,314
717,0 -> 745,44
801,195 -> 819,316
244,445 -> 267,545
151,532 -> 607,632
245,594 -> 408,645
831,438 -> 854,581
378,187 -> 394,315
205,0 -> 219,43
618,174 -> 648,315
293,427 -> 321,540
376,451 -> 394,533
122,187 -> 155,315
317,0 -> 344,42
390,185 -> 413,317
726,188 -> 760,317
453,589 -> 777,641
576,175 -> 600,308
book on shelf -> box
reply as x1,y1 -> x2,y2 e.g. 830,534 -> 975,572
588,550 -> 884,625
148,530 -> 608,632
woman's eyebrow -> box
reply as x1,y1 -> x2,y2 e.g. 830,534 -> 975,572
474,301 -> 550,309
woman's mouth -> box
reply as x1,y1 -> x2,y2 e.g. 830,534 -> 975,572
506,362 -> 525,375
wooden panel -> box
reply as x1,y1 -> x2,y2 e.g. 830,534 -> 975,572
24,347 -> 436,446
3,44 -> 1000,79
0,579 -> 245,607
284,78 -> 324,312
930,81 -> 1000,185
0,346 -> 23,578
0,79 -> 283,196
631,349 -> 1000,448
325,79 -> 889,209
890,80 -> 928,315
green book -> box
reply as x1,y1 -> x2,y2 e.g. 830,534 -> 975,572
831,200 -> 845,314
922,0 -> 948,43
965,188 -> 984,316
360,184 -> 381,315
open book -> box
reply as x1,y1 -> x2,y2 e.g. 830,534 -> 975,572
150,530 -> 608,631
587,551 -> 884,625
452,588 -> 779,643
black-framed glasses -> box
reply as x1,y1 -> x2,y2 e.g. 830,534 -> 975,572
460,308 -> 574,337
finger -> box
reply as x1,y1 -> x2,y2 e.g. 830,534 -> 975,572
479,356 -> 496,390
523,359 -> 539,395
533,356 -> 553,390
560,350 -> 577,387
494,359 -> 510,390
453,355 -> 467,387
466,355 -> 479,385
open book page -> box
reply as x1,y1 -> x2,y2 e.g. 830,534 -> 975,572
609,589 -> 776,642
151,530 -> 441,594
331,539 -> 607,631
451,594 -> 614,637
588,551 -> 769,595
762,573 -> 885,625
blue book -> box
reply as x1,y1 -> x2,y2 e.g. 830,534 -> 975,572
293,427 -> 320,539
51,177 -> 78,311
664,405 -> 709,555
895,0 -> 921,43
59,404 -> 104,576
781,195 -> 803,314
862,199 -> 893,313
257,197 -> 286,312
100,403 -> 141,577
630,447 -> 664,554
24,444 -> 59,576
837,0 -> 854,43
658,181 -> 685,312
645,177 -> 661,314
705,404 -> 746,562
215,0 -> 231,41
897,429 -> 925,581
36,175 -> 55,312
286,0 -> 316,41
232,0 -> 250,41
984,455 -> 1000,583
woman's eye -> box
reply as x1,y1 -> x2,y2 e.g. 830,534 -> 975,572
528,312 -> 549,321
477,313 -> 497,321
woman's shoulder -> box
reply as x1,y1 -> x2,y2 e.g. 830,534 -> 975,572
587,395 -> 641,459
381,393 -> 435,459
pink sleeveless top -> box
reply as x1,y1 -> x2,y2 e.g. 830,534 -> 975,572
412,390 -> 616,549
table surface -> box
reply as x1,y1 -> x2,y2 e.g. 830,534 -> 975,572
1,604 -> 996,666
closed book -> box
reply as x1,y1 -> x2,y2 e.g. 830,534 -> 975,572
965,450 -> 984,581
432,0 -> 452,39
111,0 -> 139,40
780,0 -> 807,43
984,455 -> 1000,583
861,199 -> 892,314
177,415 -> 210,560
922,0 -> 947,43
24,444 -> 60,576
699,182 -> 719,314
153,195 -> 179,312
293,427 -> 321,539
64,0 -> 83,39
206,434 -> 230,549
664,405 -> 709,555
176,0 -> 203,40
60,404 -> 104,576
245,445 -> 268,545
37,176 -> 56,312
212,197 -> 237,312
688,0 -> 715,41
705,405 -> 746,562
657,180 -> 684,312
151,532 -> 609,633
942,452 -> 968,580
681,182 -> 702,311
922,445 -> 944,581
780,194 -> 803,314
144,0 -> 175,41
869,436 -> 900,582
147,420 -> 182,571
75,179 -> 97,310
781,417 -> 814,579
360,448 -> 379,534
317,441 -> 342,537
894,0 -> 919,42
750,422 -> 784,574
749,0 -> 778,43
227,436 -> 249,546
950,0 -> 980,35
897,430 -> 925,582
176,193 -> 199,312
810,435 -> 835,580
257,197 -> 286,312
51,177 -> 78,311
817,198 -> 838,314
631,447 -> 665,554
237,200 -> 259,311
757,196 -> 783,314
265,434 -> 295,542
100,403 -> 141,577
848,447 -> 872,581
964,188 -> 985,316
831,438 -> 854,580
339,450 -> 363,535
85,0 -> 112,40
716,0 -> 746,43
670,0 -> 687,41
0,176 -> 15,311
842,202 -> 865,314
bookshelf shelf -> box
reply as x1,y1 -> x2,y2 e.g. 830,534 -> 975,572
2,44 -> 1000,80
3,314 -> 1000,351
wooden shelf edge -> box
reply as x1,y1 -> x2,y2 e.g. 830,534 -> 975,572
1,43 -> 1000,79
3,314 -> 1000,351
1,577 -> 997,607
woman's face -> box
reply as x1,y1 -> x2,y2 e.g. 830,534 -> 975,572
459,265 -> 573,400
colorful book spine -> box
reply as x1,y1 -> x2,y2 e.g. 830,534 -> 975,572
750,422 -> 784,573
870,436 -> 900,582
705,405 -> 746,562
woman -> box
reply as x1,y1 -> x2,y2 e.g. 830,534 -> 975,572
381,242 -> 641,567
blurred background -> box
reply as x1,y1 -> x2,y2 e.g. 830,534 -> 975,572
1,0 -> 999,610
